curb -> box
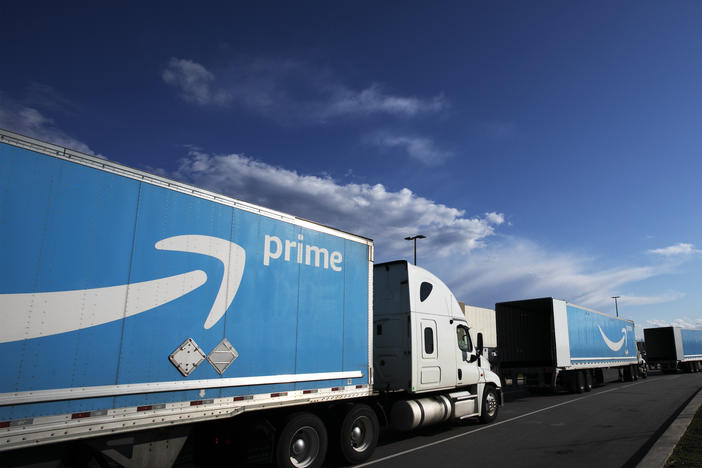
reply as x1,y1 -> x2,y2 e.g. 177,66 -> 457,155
637,387 -> 702,468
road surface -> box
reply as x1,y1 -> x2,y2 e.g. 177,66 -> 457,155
353,371 -> 702,468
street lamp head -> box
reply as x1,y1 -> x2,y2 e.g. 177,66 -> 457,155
404,234 -> 426,265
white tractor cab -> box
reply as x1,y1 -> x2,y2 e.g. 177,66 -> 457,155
373,261 -> 503,431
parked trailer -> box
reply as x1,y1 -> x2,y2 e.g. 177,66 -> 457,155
496,298 -> 639,393
0,129 -> 501,468
644,327 -> 702,373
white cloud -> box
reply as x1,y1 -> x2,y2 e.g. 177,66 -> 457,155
162,58 -> 232,106
367,133 -> 452,165
169,148 -> 501,259
321,84 -> 446,119
433,237 -> 678,311
609,292 -> 685,307
645,318 -> 702,329
0,91 -> 100,156
648,243 -> 701,256
162,147 -> 681,316
485,212 -> 505,225
161,57 -> 446,122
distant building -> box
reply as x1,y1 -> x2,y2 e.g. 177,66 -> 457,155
458,303 -> 497,349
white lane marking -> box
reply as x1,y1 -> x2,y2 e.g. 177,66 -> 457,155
357,382 -> 641,467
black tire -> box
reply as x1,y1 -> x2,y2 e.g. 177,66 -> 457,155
338,404 -> 379,465
632,365 -> 639,381
584,371 -> 593,392
275,412 -> 328,468
479,386 -> 499,423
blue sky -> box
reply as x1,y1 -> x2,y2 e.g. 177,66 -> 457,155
2,1 -> 701,334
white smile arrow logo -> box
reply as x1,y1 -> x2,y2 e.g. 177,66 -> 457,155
598,325 -> 628,354
0,235 -> 245,344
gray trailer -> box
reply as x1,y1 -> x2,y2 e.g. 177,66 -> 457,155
644,327 -> 702,373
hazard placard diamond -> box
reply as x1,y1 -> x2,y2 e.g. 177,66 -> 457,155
207,338 -> 238,375
169,338 -> 206,377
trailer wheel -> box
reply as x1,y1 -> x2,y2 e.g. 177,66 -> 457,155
584,371 -> 592,392
479,386 -> 499,423
275,412 -> 327,468
338,404 -> 379,464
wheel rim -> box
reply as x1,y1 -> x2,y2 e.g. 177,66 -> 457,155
349,415 -> 373,453
486,392 -> 497,416
289,426 -> 320,468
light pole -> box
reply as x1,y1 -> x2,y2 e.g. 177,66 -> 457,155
404,235 -> 426,265
611,296 -> 620,317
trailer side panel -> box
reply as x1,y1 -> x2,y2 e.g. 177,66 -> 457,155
0,134 -> 372,442
681,328 -> 702,361
566,304 -> 637,367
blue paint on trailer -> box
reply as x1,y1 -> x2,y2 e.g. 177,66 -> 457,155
681,328 -> 702,359
566,304 -> 637,364
0,137 -> 371,421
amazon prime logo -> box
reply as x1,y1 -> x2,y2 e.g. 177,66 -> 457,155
598,325 -> 629,354
0,235 -> 246,344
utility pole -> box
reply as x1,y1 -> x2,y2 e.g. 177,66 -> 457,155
611,296 -> 620,317
404,235 -> 426,265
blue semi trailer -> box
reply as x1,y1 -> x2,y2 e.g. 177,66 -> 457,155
644,327 -> 702,373
496,298 -> 640,392
0,129 -> 501,467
